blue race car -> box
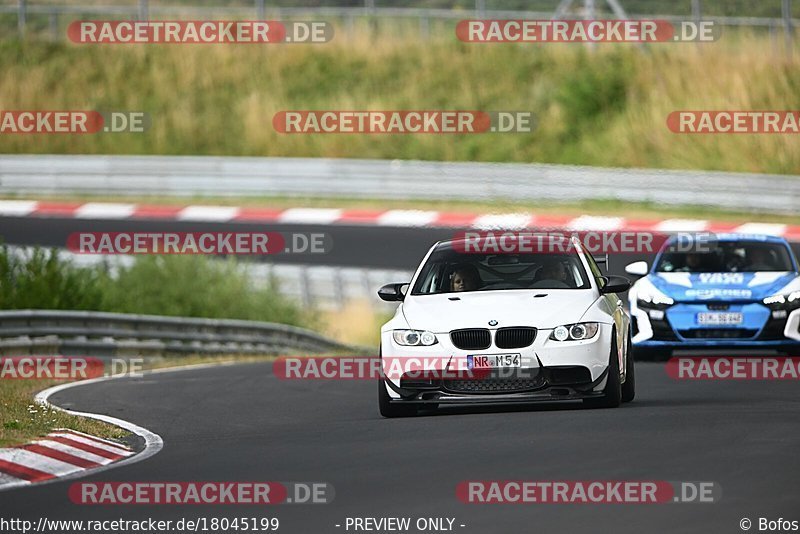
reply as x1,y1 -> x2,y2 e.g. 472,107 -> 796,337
625,234 -> 800,358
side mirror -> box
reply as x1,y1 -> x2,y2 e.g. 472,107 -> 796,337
625,261 -> 649,277
600,275 -> 631,294
378,283 -> 408,302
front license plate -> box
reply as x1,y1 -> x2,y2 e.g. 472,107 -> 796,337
467,354 -> 521,370
697,312 -> 743,325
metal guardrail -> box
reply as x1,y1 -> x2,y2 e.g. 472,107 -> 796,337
1,155 -> 798,213
0,309 -> 365,357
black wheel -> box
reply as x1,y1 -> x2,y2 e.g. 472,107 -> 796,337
378,379 -> 418,418
584,336 -> 622,409
621,336 -> 635,403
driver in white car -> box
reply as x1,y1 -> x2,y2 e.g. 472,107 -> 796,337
450,264 -> 482,292
536,260 -> 568,285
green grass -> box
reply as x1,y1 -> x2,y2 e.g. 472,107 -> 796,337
0,379 -> 128,448
0,31 -> 798,174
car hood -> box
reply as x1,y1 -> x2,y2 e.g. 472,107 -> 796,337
649,271 -> 798,301
401,289 -> 599,332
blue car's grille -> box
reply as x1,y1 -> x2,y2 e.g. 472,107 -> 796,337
679,329 -> 758,339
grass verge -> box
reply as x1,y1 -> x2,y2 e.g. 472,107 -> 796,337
0,379 -> 128,448
0,31 -> 798,174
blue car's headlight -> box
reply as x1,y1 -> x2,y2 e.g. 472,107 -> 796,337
635,279 -> 674,311
637,290 -> 674,308
763,290 -> 800,309
549,322 -> 599,341
392,330 -> 438,346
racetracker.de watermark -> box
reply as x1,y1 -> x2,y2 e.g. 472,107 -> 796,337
0,357 -> 143,380
69,482 -> 334,505
667,111 -> 800,133
666,357 -> 800,380
451,231 -> 717,255
0,111 -> 148,134
67,232 -> 331,255
275,356 -> 551,381
456,20 -> 718,43
457,480 -> 721,504
68,21 -> 332,44
273,111 -> 535,134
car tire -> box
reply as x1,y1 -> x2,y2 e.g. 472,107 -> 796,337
621,336 -> 635,403
378,379 -> 418,418
583,337 -> 622,409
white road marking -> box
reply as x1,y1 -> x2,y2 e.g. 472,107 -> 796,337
377,210 -> 439,227
177,205 -> 240,221
0,200 -> 38,216
75,203 -> 136,219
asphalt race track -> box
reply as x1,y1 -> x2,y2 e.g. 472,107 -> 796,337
2,216 -> 800,533
1,362 -> 799,533
3,215 -> 800,275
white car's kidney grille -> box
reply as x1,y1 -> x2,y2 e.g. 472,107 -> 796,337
495,327 -> 537,349
450,329 -> 491,350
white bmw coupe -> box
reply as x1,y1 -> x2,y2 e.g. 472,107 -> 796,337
377,235 -> 634,417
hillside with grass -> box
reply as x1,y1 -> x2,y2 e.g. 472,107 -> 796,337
0,31 -> 798,174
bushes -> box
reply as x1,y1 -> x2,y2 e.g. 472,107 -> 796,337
101,255 -> 311,326
0,246 -> 312,328
0,246 -> 106,311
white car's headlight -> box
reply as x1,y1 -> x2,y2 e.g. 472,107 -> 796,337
549,322 -> 599,341
392,330 -> 438,346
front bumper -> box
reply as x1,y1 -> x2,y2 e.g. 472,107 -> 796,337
380,324 -> 613,401
383,366 -> 610,405
632,302 -> 800,348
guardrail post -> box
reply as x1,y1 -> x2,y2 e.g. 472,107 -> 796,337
256,0 -> 265,20
418,16 -> 429,39
691,0 -> 701,26
783,0 -> 794,56
691,0 -> 701,50
138,0 -> 149,21
49,13 -> 59,41
365,0 -> 377,35
585,0 -> 596,52
17,0 -> 26,38
301,266 -> 312,308
333,268 -> 344,310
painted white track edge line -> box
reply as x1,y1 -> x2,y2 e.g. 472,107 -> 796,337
0,361 -> 243,492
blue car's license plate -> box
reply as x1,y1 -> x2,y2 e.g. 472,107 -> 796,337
697,312 -> 743,325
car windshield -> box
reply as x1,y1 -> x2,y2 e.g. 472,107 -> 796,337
411,247 -> 591,295
655,241 -> 794,273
